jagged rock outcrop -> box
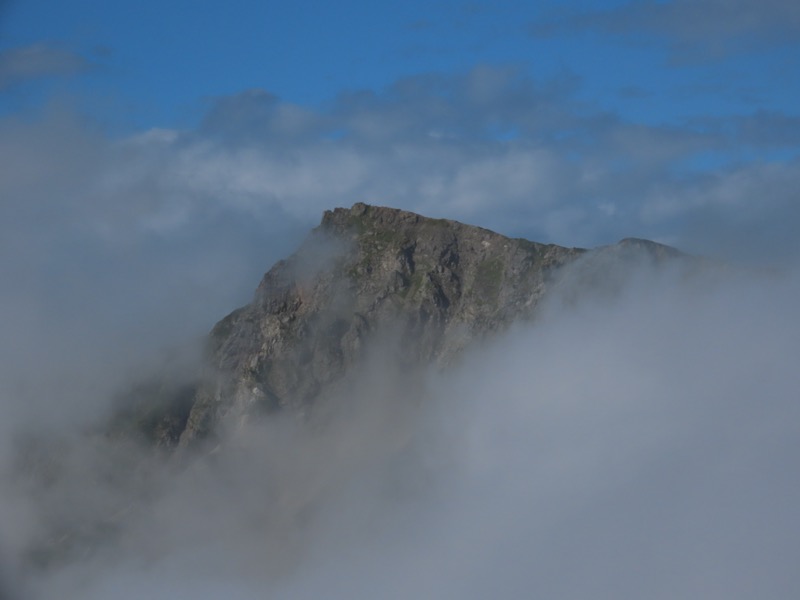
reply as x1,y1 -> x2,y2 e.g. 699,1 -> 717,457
175,203 -> 586,444
125,203 -> 683,447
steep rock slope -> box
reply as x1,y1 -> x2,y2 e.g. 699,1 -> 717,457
176,203 -> 585,444
137,203 -> 682,447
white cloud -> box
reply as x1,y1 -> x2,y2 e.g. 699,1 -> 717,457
9,261 -> 799,599
1,63 -> 799,596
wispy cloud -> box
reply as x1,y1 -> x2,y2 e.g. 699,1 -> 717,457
139,67 -> 800,263
0,65 -> 795,456
531,0 -> 800,62
0,65 -> 795,432
0,43 -> 90,90
3,64 -> 796,278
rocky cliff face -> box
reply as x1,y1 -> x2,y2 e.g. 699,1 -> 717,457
120,203 -> 684,448
175,203 -> 587,445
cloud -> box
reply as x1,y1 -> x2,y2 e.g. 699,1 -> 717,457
0,107 -> 309,442
8,260 -> 800,599
3,63 -> 792,277
640,158 -> 800,262
531,0 -> 800,62
688,110 -> 800,148
0,62 -> 799,598
0,43 -> 90,90
143,72 -> 799,263
1,61 -> 797,398
0,68 -> 795,427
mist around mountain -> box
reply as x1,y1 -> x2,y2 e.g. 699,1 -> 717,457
1,205 -> 799,599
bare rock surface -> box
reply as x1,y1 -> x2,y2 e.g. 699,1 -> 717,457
177,203 -> 600,445
111,202 -> 686,447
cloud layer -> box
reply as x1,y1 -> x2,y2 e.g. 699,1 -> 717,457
532,0 -> 800,61
5,259 -> 799,600
0,64 -> 796,438
7,64 -> 796,264
0,61 -> 798,598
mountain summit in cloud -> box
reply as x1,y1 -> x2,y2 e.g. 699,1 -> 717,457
8,202 -> 800,600
117,202 -> 688,449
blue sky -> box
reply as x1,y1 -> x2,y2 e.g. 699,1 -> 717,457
4,0 -> 799,128
1,0 -> 799,336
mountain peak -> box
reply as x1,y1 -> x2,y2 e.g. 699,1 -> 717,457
115,204 -> 687,448
616,237 -> 684,259
174,204 -> 590,445
319,202 -> 496,239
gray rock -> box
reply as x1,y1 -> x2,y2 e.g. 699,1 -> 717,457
125,202 -> 684,447
176,203 -> 589,445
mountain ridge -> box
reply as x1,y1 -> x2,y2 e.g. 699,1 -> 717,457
115,202 -> 685,448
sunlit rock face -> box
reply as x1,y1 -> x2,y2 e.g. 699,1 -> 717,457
167,202 -> 682,446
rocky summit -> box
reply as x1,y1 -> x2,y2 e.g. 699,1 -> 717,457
119,203 -> 685,448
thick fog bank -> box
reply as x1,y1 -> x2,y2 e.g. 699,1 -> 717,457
4,262 -> 799,600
